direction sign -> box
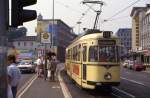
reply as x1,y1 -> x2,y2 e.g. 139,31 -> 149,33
41,32 -> 51,44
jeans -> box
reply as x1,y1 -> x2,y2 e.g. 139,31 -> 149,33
11,86 -> 17,98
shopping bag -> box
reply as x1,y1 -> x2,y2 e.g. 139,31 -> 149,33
47,70 -> 51,78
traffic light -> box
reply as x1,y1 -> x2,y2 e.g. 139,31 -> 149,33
11,0 -> 37,27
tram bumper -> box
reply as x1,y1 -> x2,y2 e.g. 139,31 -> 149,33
87,81 -> 120,86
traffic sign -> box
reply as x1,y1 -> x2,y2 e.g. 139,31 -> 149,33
41,32 -> 51,44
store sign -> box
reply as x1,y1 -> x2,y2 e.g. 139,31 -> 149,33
41,32 -> 51,44
144,50 -> 150,56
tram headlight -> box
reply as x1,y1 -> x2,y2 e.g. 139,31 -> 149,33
104,72 -> 112,80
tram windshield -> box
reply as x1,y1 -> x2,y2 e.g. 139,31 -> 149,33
89,46 -> 119,62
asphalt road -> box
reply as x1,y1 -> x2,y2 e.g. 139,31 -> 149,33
116,67 -> 150,98
16,64 -> 150,98
17,72 -> 35,96
60,65 -> 150,98
61,70 -> 118,98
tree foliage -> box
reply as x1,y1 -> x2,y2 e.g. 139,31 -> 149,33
7,27 -> 27,41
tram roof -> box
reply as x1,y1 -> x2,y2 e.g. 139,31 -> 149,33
72,29 -> 117,43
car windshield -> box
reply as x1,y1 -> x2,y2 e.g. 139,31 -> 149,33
19,62 -> 32,65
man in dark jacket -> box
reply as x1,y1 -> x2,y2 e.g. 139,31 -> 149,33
50,54 -> 58,81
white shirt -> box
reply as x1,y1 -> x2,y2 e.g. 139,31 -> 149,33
36,58 -> 42,66
7,63 -> 21,87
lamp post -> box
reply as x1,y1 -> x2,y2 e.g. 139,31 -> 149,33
52,0 -> 54,47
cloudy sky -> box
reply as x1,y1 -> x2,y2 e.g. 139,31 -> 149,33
23,0 -> 149,36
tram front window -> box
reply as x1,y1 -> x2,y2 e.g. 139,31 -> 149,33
89,46 -> 117,62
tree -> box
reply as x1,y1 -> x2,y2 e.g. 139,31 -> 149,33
7,27 -> 27,41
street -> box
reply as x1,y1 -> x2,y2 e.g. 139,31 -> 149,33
61,66 -> 150,98
16,64 -> 150,98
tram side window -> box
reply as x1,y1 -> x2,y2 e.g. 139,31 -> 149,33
73,46 -> 78,61
73,47 -> 76,60
83,46 -> 87,62
77,45 -> 81,61
71,49 -> 73,60
89,46 -> 98,62
68,50 -> 71,60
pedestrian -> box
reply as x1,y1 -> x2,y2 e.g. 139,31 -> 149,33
47,55 -> 52,81
50,54 -> 58,81
36,56 -> 43,77
43,56 -> 50,80
7,74 -> 13,98
7,55 -> 21,98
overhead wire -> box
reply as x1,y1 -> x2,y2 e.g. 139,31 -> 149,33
55,0 -> 82,14
103,0 -> 141,22
73,4 -> 95,29
55,0 -> 93,30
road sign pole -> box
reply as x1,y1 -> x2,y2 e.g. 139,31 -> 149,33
44,44 -> 47,80
0,0 -> 9,97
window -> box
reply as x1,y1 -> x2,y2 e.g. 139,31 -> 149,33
24,42 -> 26,46
89,46 -> 118,62
89,46 -> 98,62
77,45 -> 81,61
83,46 -> 87,62
30,42 -> 33,46
18,42 -> 20,46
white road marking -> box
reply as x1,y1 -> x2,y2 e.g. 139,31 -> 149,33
17,74 -> 36,96
112,87 -> 135,98
58,64 -> 72,98
111,93 -> 122,98
18,75 -> 38,98
52,86 -> 61,88
121,77 -> 150,88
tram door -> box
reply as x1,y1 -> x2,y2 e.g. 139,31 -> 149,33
82,45 -> 87,84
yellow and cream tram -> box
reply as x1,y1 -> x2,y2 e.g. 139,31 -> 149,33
65,29 -> 120,89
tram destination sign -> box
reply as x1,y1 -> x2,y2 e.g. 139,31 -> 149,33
98,40 -> 116,45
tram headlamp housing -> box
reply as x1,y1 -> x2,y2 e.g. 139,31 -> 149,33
104,72 -> 112,80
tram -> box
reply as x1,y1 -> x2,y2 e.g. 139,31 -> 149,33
65,29 -> 120,89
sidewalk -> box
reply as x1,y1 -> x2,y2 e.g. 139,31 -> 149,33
19,76 -> 65,98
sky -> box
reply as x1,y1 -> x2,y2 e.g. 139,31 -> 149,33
23,0 -> 150,36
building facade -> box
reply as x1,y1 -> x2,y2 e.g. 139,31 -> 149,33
116,28 -> 132,57
130,4 -> 150,67
36,14 -> 77,62
141,9 -> 150,49
11,36 -> 51,62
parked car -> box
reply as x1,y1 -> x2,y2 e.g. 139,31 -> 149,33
122,60 -> 129,68
132,62 -> 146,71
127,60 -> 134,69
17,61 -> 36,73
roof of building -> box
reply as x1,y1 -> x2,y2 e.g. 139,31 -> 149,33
130,4 -> 150,16
38,19 -> 71,30
12,36 -> 37,41
130,7 -> 145,16
116,28 -> 131,35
